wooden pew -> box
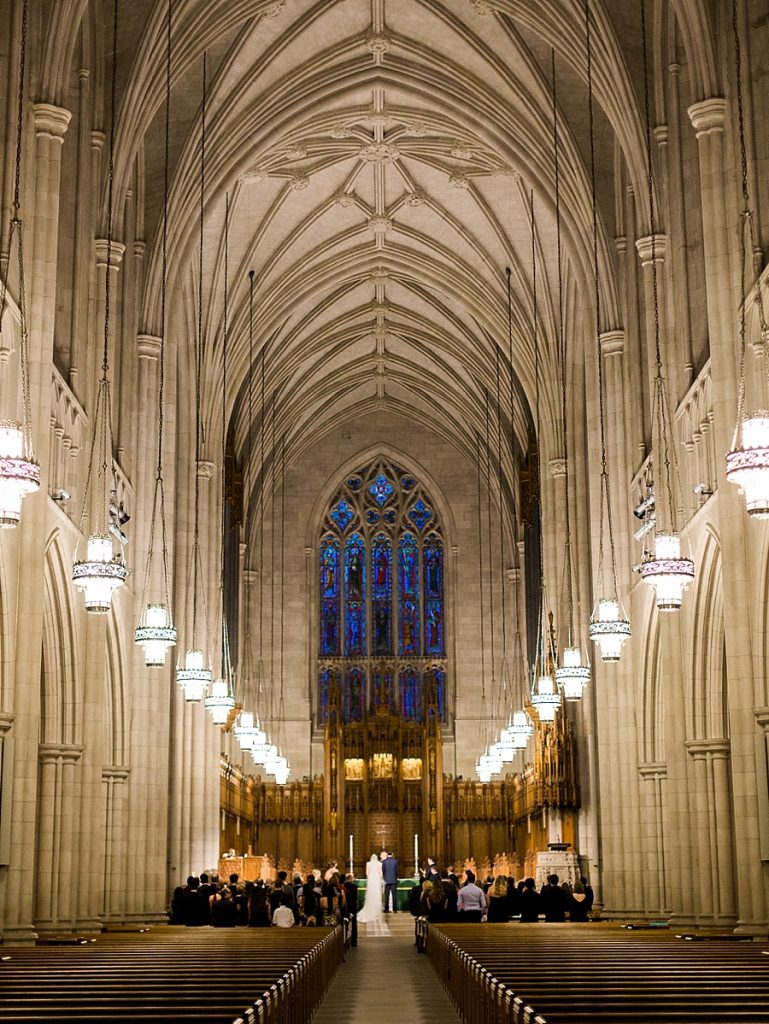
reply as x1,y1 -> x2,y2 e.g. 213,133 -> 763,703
425,923 -> 769,1024
0,925 -> 343,1024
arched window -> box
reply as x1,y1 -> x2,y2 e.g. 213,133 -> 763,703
317,459 -> 447,724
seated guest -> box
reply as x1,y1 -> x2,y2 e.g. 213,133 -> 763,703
486,875 -> 510,922
441,870 -> 459,921
457,870 -> 486,922
425,880 -> 448,923
569,882 -> 590,921
270,870 -> 295,913
299,874 -> 319,926
211,886 -> 238,927
169,885 -> 186,924
540,873 -> 570,922
183,876 -> 210,927
580,876 -> 595,915
518,877 -> 540,922
248,879 -> 272,927
272,895 -> 295,928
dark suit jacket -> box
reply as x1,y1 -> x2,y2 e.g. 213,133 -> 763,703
382,857 -> 399,884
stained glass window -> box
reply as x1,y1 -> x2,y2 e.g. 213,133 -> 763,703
320,537 -> 340,656
318,459 -> 448,724
344,667 -> 365,722
399,668 -> 422,722
344,532 -> 366,656
423,536 -> 444,656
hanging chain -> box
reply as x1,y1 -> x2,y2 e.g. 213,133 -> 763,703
484,388 -> 496,692
495,341 -> 508,673
243,268 -> 255,700
191,49 -> 207,649
279,430 -> 286,715
258,338 -> 266,681
220,191 -> 230,681
506,265 -> 525,706
552,47 -> 575,646
269,391 -> 277,719
476,430 -> 486,707
158,0 -> 173,610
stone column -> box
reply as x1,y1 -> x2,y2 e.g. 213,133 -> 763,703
637,762 -> 668,915
634,234 -> 669,409
686,738 -> 736,925
0,102 -> 70,945
689,97 -> 767,934
89,239 -> 126,416
34,743 -> 83,931
100,765 -> 130,921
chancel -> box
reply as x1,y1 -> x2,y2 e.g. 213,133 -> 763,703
1,0 -> 769,1021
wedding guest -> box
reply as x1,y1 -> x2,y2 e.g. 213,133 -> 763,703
486,875 -> 510,922
518,877 -> 540,922
540,873 -> 569,922
457,870 -> 486,922
272,895 -> 295,928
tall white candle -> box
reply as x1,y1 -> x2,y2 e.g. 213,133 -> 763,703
414,832 -> 419,873
349,832 -> 354,872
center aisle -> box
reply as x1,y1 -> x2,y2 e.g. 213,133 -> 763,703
313,915 -> 463,1024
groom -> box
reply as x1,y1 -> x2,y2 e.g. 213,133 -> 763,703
381,850 -> 399,913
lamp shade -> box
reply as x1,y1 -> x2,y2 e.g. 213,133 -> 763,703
589,597 -> 631,662
531,673 -> 561,722
639,533 -> 694,611
555,646 -> 590,701
176,648 -> 212,702
0,421 -> 39,527
72,534 -> 128,613
204,678 -> 234,724
726,413 -> 769,517
135,603 -> 177,666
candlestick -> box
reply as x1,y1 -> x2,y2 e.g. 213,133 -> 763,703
349,833 -> 354,875
414,832 -> 419,876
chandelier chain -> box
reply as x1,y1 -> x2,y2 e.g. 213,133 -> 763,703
221,191 -> 230,682
552,47 -> 574,644
12,0 -> 27,216
191,49 -> 206,649
506,265 -> 526,705
270,392 -> 277,720
476,430 -> 486,706
279,430 -> 286,715
244,268 -> 255,705
495,342 -> 507,666
485,388 -> 496,689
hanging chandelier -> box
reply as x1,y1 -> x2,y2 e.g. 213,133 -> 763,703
638,533 -> 695,611
724,0 -> 769,517
176,648 -> 212,703
556,646 -> 591,701
251,724 -> 272,765
589,597 -> 631,662
531,671 -> 561,723
0,422 -> 39,527
176,51 -> 212,696
135,0 -> 177,664
636,0 -> 694,610
205,677 -> 235,725
507,709 -> 534,748
233,710 -> 259,750
72,0 -> 127,613
0,1 -> 40,529
551,48 -> 590,700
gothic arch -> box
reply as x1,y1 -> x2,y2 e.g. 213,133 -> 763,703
41,532 -> 81,746
688,528 -> 727,741
639,596 -> 664,765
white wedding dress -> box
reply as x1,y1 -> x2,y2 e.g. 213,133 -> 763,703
356,854 -> 389,935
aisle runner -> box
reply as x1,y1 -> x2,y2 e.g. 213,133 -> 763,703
314,915 -> 462,1024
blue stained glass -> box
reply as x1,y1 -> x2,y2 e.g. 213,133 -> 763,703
400,475 -> 416,491
369,472 -> 394,507
409,497 -> 433,531
371,534 -> 392,656
320,539 -> 340,656
423,537 -> 444,656
331,499 -> 354,530
318,668 -> 336,723
344,533 -> 366,656
399,668 -> 422,722
344,667 -> 365,722
371,668 -> 394,709
366,509 -> 381,525
383,509 -> 396,524
347,476 -> 362,491
399,533 -> 420,655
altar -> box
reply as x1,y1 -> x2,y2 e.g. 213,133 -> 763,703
218,855 -> 273,882
354,877 -> 419,912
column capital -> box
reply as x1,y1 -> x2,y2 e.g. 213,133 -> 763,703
637,761 -> 667,780
38,742 -> 83,765
635,234 -> 667,265
754,707 -> 769,733
197,459 -> 216,479
615,235 -> 627,255
32,103 -> 71,141
505,566 -> 520,584
548,457 -> 566,478
599,330 -> 624,357
243,569 -> 259,587
685,737 -> 730,759
0,710 -> 14,736
95,239 -> 126,270
687,98 -> 727,138
137,333 -> 161,361
102,765 -> 130,783
654,124 -> 668,147
91,129 -> 106,153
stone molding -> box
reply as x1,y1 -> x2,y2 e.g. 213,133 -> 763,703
102,765 -> 130,783
754,707 -> 769,733
506,567 -> 520,584
197,459 -> 216,478
685,738 -> 730,760
38,742 -> 84,765
32,103 -> 71,140
599,330 -> 624,358
635,234 -> 667,265
0,711 -> 14,736
95,239 -> 126,270
136,333 -> 161,361
242,569 -> 259,587
548,458 -> 566,478
638,761 -> 667,780
687,98 -> 727,138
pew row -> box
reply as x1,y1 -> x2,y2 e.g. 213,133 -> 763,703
426,923 -> 769,1024
0,925 -> 343,1023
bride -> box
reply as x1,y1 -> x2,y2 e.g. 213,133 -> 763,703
356,853 -> 389,934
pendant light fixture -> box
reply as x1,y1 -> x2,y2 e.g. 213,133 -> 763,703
72,0 -> 128,612
475,428 -> 497,782
0,0 -> 40,527
724,0 -> 769,516
135,0 -> 177,664
205,192 -> 235,724
176,51 -> 213,701
270,431 -> 290,785
636,0 -> 694,609
581,0 -> 631,653
525,189 -> 562,725
550,49 -> 590,700
250,340 -> 272,767
504,266 -> 533,750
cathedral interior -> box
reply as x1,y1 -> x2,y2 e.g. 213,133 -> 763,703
1,0 -> 769,946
